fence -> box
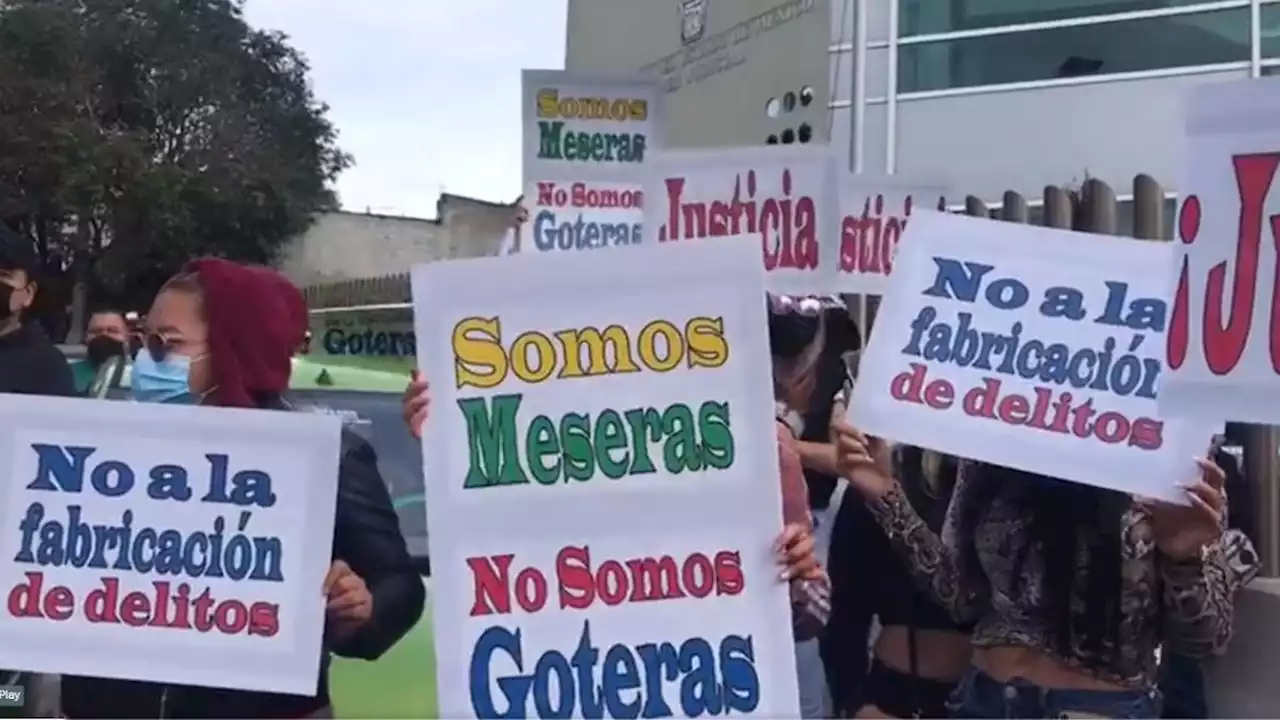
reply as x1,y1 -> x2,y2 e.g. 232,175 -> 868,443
847,173 -> 1171,339
297,173 -> 1280,576
303,272 -> 411,310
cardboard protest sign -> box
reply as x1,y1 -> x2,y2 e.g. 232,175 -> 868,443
520,70 -> 657,254
0,395 -> 341,694
1160,78 -> 1280,423
412,238 -> 801,717
837,175 -> 949,296
643,146 -> 841,294
522,70 -> 660,181
850,212 -> 1215,503
520,177 -> 644,253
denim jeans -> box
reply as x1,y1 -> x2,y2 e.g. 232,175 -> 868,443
1157,652 -> 1207,718
795,638 -> 829,718
947,666 -> 1161,718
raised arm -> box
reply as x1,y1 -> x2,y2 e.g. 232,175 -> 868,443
865,465 -> 989,623
832,420 -> 988,623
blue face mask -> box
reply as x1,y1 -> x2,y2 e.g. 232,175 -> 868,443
131,351 -> 198,404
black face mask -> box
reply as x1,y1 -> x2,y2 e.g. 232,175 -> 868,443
0,283 -> 12,323
86,335 -> 126,367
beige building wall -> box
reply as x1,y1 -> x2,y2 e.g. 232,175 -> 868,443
565,0 -> 832,149
277,194 -> 519,286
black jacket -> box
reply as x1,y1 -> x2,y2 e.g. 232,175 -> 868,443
61,429 -> 426,718
0,321 -> 75,396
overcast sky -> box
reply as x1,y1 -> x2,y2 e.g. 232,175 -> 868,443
242,0 -> 567,219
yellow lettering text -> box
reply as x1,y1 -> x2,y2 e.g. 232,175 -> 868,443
452,316 -> 507,389
685,316 -> 729,369
554,325 -> 640,379
637,320 -> 684,372
535,88 -> 648,122
451,315 -> 729,386
511,331 -> 558,383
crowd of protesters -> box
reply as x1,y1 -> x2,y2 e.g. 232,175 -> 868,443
0,213 -> 1262,718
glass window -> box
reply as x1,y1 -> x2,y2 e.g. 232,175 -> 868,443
899,8 -> 1249,93
902,0 -> 1228,37
1260,4 -> 1280,58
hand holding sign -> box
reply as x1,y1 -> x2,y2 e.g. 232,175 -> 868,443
831,420 -> 895,500
1138,457 -> 1227,561
324,559 -> 372,639
774,524 -> 821,582
0,395 -> 340,695
402,371 -> 430,440
848,211 -> 1218,504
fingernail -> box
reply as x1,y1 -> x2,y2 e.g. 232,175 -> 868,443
778,569 -> 791,581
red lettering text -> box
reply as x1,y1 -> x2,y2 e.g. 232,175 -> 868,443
657,170 -> 819,270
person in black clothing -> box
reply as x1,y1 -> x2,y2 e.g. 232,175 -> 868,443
61,258 -> 425,718
826,446 -> 974,718
0,224 -> 75,396
792,304 -> 869,714
823,357 -> 972,718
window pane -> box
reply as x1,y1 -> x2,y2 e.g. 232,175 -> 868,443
1260,4 -> 1280,58
902,0 -> 1228,37
899,8 -> 1249,93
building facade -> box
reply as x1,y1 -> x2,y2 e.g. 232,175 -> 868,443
566,0 -> 833,149
564,6 -> 1280,709
276,193 -> 519,287
566,0 -> 1280,213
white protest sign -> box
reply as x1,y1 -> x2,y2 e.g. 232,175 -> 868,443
836,175 -> 950,295
520,70 -> 657,255
412,238 -> 801,718
0,395 -> 341,694
520,176 -> 645,253
1160,78 -> 1280,423
643,146 -> 841,294
850,212 -> 1214,503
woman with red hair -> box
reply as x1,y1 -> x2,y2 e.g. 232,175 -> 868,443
62,259 -> 425,718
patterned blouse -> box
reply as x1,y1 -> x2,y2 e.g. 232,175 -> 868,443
866,463 -> 1260,688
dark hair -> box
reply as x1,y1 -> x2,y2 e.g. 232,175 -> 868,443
822,306 -> 861,355
956,464 -> 1127,666
86,307 -> 127,325
768,311 -> 820,359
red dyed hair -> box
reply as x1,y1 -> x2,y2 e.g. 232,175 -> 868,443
170,257 -> 306,408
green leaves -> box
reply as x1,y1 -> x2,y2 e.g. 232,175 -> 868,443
0,0 -> 350,304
